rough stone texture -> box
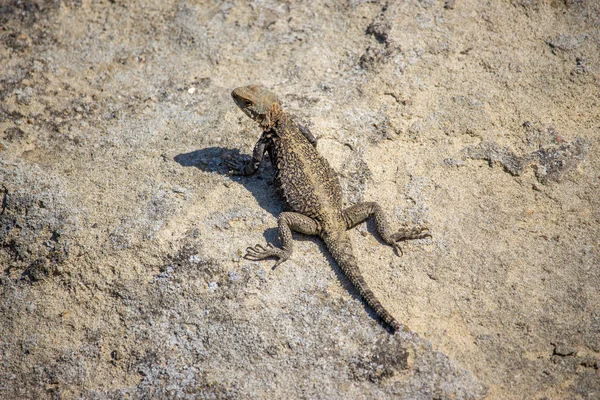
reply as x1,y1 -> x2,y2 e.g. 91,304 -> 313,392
0,0 -> 598,399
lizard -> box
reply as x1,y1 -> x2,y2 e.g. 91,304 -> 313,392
225,84 -> 430,332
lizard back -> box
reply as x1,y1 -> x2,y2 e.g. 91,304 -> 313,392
267,114 -> 343,223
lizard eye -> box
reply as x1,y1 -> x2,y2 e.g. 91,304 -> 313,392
243,99 -> 253,107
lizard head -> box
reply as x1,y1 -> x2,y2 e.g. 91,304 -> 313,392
231,84 -> 283,130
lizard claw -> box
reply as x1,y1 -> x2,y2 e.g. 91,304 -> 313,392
271,257 -> 287,269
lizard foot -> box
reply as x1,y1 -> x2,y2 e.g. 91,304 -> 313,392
223,157 -> 244,175
244,243 -> 290,267
388,226 -> 431,256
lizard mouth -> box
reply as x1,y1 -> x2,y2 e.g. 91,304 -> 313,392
242,107 -> 265,124
243,107 -> 258,119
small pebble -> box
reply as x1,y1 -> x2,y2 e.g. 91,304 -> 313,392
553,343 -> 576,356
189,254 -> 202,264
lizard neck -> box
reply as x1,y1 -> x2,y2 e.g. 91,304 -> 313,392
258,102 -> 284,130
266,113 -> 294,137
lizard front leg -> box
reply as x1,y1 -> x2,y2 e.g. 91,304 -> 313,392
224,137 -> 267,176
298,123 -> 317,147
245,212 -> 320,267
342,202 -> 430,255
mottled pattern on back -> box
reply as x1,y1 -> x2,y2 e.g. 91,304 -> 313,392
268,115 -> 343,221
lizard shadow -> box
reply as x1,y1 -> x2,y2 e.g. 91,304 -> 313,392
174,147 -> 282,218
174,147 -> 324,249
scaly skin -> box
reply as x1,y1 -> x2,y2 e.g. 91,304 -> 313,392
226,84 -> 430,332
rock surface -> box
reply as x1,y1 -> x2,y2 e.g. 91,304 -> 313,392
1,0 -> 598,399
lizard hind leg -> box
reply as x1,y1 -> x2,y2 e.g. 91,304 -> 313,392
342,202 -> 430,256
244,212 -> 320,268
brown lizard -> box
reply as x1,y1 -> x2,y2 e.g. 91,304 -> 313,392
226,84 -> 430,332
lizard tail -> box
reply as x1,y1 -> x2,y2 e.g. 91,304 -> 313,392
323,231 -> 404,333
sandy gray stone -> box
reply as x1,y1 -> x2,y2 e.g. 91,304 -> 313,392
1,0 -> 599,399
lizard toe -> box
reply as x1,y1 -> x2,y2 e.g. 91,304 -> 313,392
244,243 -> 284,261
390,226 -> 430,242
271,255 -> 289,269
393,243 -> 404,257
